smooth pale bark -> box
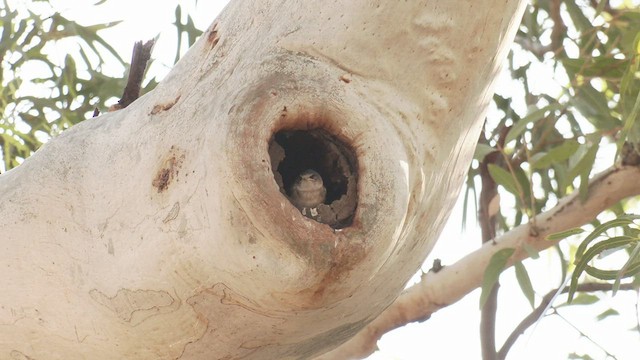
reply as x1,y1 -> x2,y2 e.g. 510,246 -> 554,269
0,1 -> 526,359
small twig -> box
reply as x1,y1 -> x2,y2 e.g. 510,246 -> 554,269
554,310 -> 618,359
497,283 -> 636,360
513,34 -> 552,59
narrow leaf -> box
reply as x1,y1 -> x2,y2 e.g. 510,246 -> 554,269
505,103 -> 564,144
575,215 -> 640,260
596,309 -> 619,321
522,242 -> 540,259
569,293 -> 599,305
584,262 -> 640,280
487,164 -> 519,196
613,242 -> 640,295
546,227 -> 584,241
474,143 -> 496,161
569,235 -> 637,301
480,248 -> 515,309
564,0 -> 593,32
531,140 -> 580,169
515,261 -> 535,308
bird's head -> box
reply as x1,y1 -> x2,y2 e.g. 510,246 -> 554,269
296,169 -> 324,191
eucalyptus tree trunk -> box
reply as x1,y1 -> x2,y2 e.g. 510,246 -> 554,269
0,0 -> 526,358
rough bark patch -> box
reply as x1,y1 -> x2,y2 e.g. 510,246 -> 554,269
149,95 -> 181,115
152,146 -> 186,193
207,22 -> 220,48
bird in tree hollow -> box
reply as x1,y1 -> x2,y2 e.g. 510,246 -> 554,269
289,169 -> 326,210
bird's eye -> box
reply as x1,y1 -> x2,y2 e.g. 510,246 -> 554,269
310,174 -> 317,180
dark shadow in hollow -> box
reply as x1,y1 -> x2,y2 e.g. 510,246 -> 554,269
269,128 -> 358,228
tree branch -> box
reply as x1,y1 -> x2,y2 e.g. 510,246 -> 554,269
315,165 -> 640,360
478,126 -> 507,360
549,0 -> 567,57
497,283 -> 638,360
513,34 -> 552,59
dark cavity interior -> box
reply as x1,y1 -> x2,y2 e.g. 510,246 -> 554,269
269,128 -> 358,228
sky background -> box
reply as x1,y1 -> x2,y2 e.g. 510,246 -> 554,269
17,0 -> 640,358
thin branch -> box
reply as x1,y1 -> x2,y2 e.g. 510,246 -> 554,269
549,0 -> 567,57
553,310 -> 618,359
497,283 -> 637,360
479,126 -> 508,360
315,166 -> 640,360
513,34 -> 552,59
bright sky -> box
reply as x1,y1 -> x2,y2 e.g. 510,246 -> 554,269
16,0 -> 640,359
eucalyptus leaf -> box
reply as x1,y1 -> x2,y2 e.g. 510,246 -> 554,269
479,248 -> 515,309
531,140 -> 580,169
474,143 -> 496,161
569,293 -> 599,306
487,163 -> 520,196
546,227 -> 585,241
505,103 -> 564,144
514,261 -> 535,308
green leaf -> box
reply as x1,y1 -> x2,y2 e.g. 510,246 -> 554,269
569,293 -> 599,305
546,227 -> 585,241
505,103 -> 564,144
515,261 -> 535,308
474,143 -> 496,161
522,242 -> 540,259
568,353 -> 595,360
596,308 -> 619,321
575,215 -> 640,260
613,242 -> 640,295
479,248 -> 515,309
531,140 -> 580,169
594,0 -> 607,16
569,235 -> 638,301
620,32 -> 640,97
564,0 -> 593,33
563,58 -> 627,79
620,86 -> 640,146
570,86 -> 617,130
584,262 -> 640,280
513,166 -> 532,208
567,138 -> 600,203
487,164 -> 519,196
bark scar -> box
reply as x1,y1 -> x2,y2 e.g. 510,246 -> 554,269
152,146 -> 186,193
150,95 -> 181,115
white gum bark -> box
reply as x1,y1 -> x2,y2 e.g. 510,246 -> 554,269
0,1 -> 526,358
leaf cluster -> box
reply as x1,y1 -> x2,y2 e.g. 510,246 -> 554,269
0,0 -> 129,170
475,2 -> 640,355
